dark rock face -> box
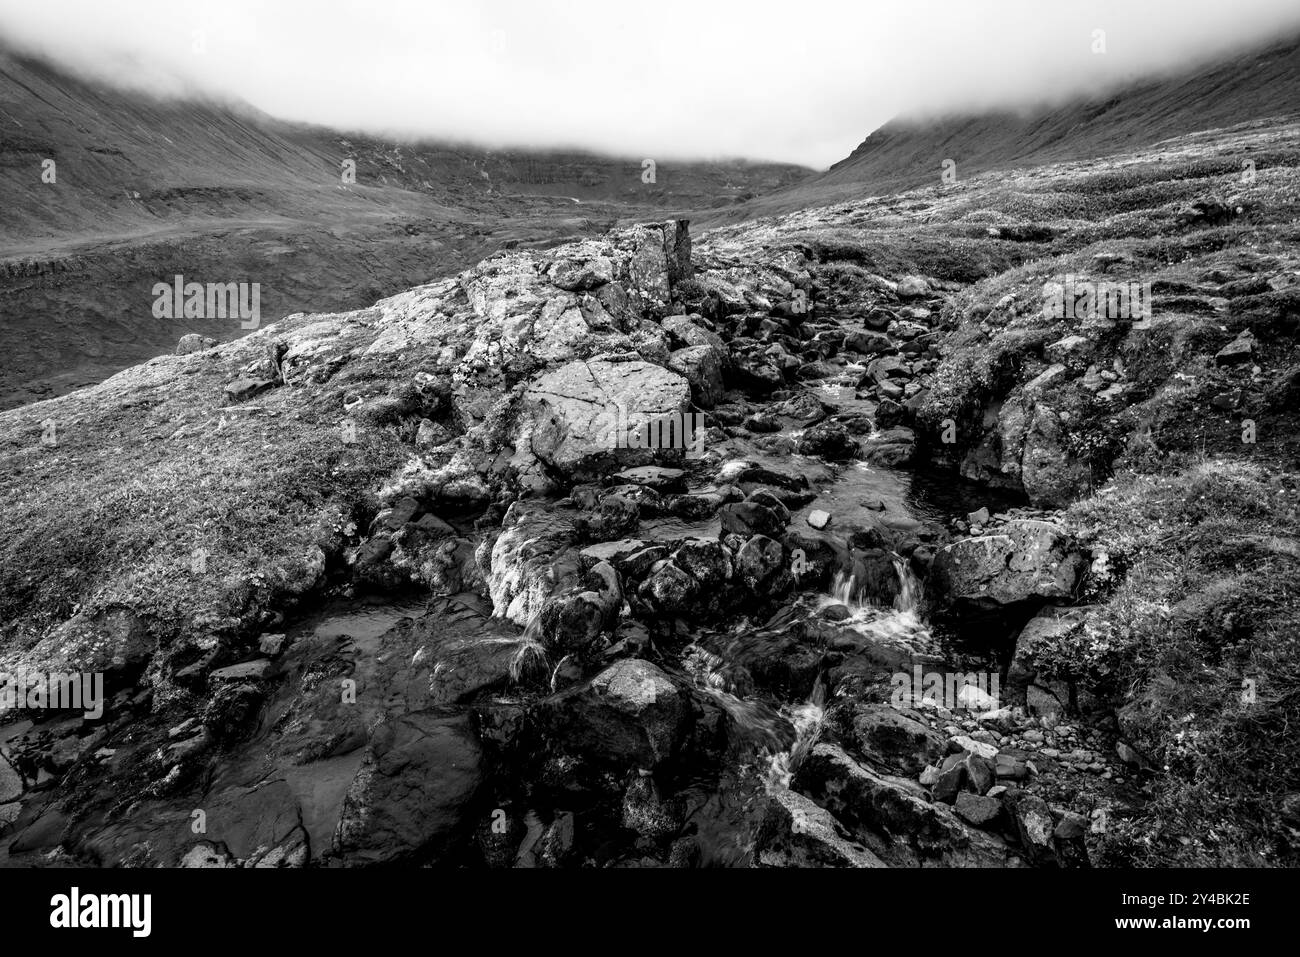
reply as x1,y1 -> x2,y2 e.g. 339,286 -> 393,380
334,712 -> 484,865
930,520 -> 1087,608
531,660 -> 692,788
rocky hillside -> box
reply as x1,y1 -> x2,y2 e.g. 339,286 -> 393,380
0,46 -> 809,409
1,111 -> 1298,867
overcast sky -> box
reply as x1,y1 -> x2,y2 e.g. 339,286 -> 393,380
2,0 -> 1300,168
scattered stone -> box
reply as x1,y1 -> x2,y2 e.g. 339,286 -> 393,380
257,633 -> 287,658
954,792 -> 1002,827
1215,334 -> 1255,366
224,377 -> 275,403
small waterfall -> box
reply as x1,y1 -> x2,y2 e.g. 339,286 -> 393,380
819,555 -> 934,661
764,672 -> 827,790
827,555 -> 923,615
892,556 -> 922,615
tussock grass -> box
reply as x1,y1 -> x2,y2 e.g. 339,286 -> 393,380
1062,460 -> 1300,865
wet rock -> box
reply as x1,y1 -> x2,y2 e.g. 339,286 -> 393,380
334,711 -> 483,865
742,411 -> 782,433
844,531 -> 901,607
203,682 -> 266,743
671,539 -> 730,589
845,330 -> 896,356
537,659 -> 690,779
775,392 -> 828,422
784,530 -> 837,587
613,466 -> 685,493
865,355 -> 910,384
575,492 -> 640,540
797,422 -> 858,461
210,659 -> 274,683
537,561 -> 622,658
851,706 -> 946,776
873,397 -> 906,429
730,351 -> 785,392
719,501 -> 787,539
488,502 -> 581,625
755,787 -> 886,868
794,742 -> 1019,866
666,492 -> 729,521
638,562 -> 699,616
734,535 -> 788,592
621,774 -> 682,841
746,489 -> 791,524
860,427 -> 915,466
720,461 -> 809,492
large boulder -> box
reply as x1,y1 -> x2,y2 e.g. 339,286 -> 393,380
534,659 -> 691,781
524,358 -> 692,481
930,520 -> 1087,608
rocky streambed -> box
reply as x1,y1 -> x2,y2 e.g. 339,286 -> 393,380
0,217 -> 1134,868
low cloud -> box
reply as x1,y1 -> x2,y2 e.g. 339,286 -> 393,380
3,0 -> 1299,168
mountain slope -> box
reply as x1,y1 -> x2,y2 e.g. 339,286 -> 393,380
705,32 -> 1300,223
